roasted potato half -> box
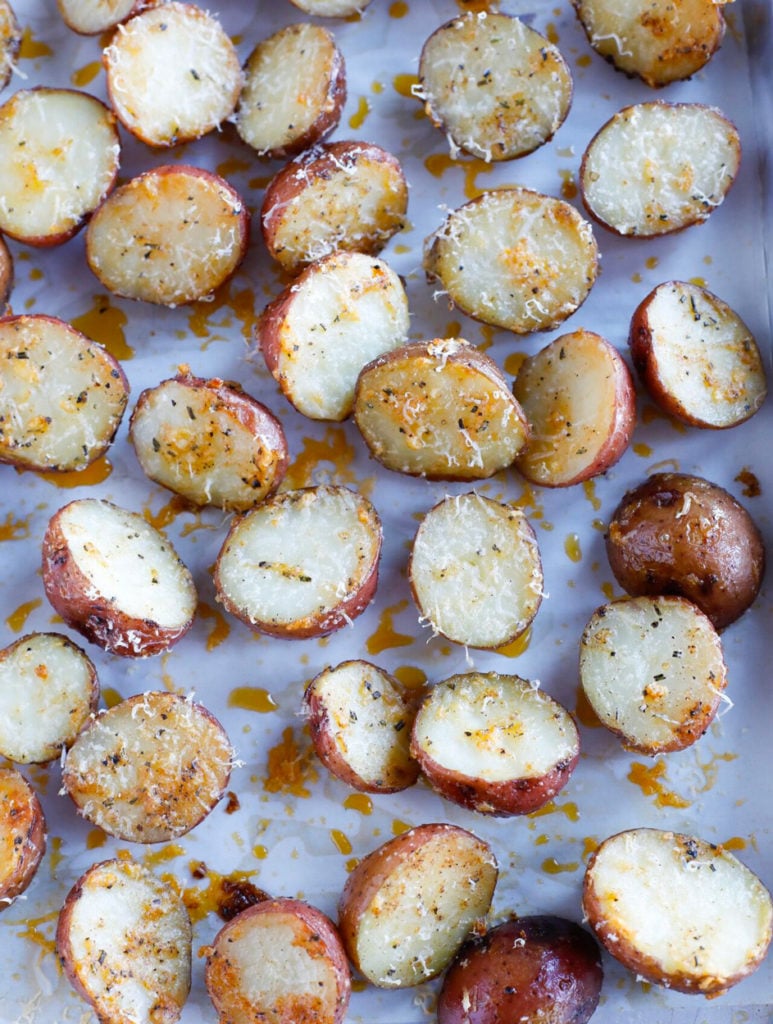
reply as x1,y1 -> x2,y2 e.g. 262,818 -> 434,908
606,472 -> 765,630
583,828 -> 773,996
419,12 -> 572,161
0,1 -> 20,93
62,690 -> 233,843
130,373 -> 288,512
57,0 -> 153,35
288,0 -> 374,13
42,498 -> 197,657
338,823 -> 497,988
424,187 -> 598,333
205,898 -> 351,1024
580,102 -> 740,237
0,234 -> 12,307
0,766 -> 46,909
56,857 -> 192,1024
629,280 -> 767,428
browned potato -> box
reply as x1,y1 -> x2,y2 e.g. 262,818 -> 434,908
424,187 -> 599,333
579,596 -> 727,754
0,1 -> 19,93
56,857 -> 192,1024
353,339 -> 530,480
583,828 -> 773,996
571,0 -> 725,87
205,898 -> 351,1024
438,915 -> 603,1024
303,660 -> 419,793
338,823 -> 497,988
629,280 -> 767,428
257,251 -> 409,422
236,22 -> 346,159
261,140 -> 408,276
513,329 -> 636,487
103,2 -> 242,147
61,690 -> 233,843
86,165 -> 250,307
129,373 -> 288,512
0,633 -> 99,764
0,314 -> 129,473
288,0 -> 374,13
411,672 -> 580,816
214,485 -> 382,639
580,102 -> 741,237
0,88 -> 120,247
57,0 -> 155,35
42,498 -> 197,657
409,492 -> 543,650
0,234 -> 12,307
606,472 -> 765,630
0,766 -> 45,909
418,12 -> 572,161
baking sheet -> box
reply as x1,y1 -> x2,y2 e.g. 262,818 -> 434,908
1,1 -> 772,1022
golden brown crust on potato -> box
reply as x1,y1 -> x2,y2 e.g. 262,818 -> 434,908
0,766 -> 46,909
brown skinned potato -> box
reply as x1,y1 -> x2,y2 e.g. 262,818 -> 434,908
605,472 -> 765,630
0,766 -> 46,909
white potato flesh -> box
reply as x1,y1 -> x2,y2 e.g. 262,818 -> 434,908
215,485 -> 381,638
62,691 -> 233,843
571,0 -> 725,87
104,2 -> 242,146
581,102 -> 740,236
236,22 -> 345,158
630,281 -> 767,428
0,315 -> 129,472
0,1 -> 20,91
584,829 -> 773,995
56,0 -> 146,36
259,252 -> 409,422
419,12 -> 572,161
288,0 -> 373,14
0,633 -> 98,764
410,492 -> 543,649
354,339 -> 529,480
580,596 -> 727,754
0,766 -> 45,906
513,328 -> 636,487
57,858 -> 191,1024
86,166 -> 248,307
0,88 -> 119,245
424,187 -> 598,333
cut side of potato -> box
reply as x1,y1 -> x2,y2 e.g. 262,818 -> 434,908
513,328 -> 636,487
86,165 -> 249,307
303,660 -> 419,793
409,492 -> 543,649
56,0 -> 152,36
205,898 -> 351,1024
0,87 -> 120,246
236,22 -> 346,159
0,314 -> 129,473
580,102 -> 741,237
0,632 -> 99,764
411,672 -> 580,816
215,485 -> 382,639
261,140 -> 408,276
129,373 -> 288,512
103,1 -> 242,147
0,1 -> 20,92
288,0 -> 373,13
424,187 -> 599,333
353,338 -> 530,480
258,251 -> 409,422
571,0 -> 725,88
629,280 -> 767,428
338,823 -> 497,988
56,857 -> 192,1024
42,498 -> 197,657
419,12 -> 572,161
0,766 -> 46,909
583,828 -> 773,996
62,690 -> 233,843
580,596 -> 727,754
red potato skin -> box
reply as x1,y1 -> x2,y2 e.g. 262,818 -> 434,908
257,278 -> 305,382
0,767 -> 46,907
0,234 -> 13,307
438,916 -> 603,1024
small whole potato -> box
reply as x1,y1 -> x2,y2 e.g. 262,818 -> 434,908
437,915 -> 603,1024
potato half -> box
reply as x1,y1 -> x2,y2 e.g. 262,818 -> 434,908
580,102 -> 740,237
583,828 -> 773,996
0,1 -> 20,92
57,0 -> 150,35
56,857 -> 192,1024
0,766 -> 46,909
338,823 -> 497,988
419,12 -> 572,161
288,0 -> 373,13
424,187 -> 598,333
